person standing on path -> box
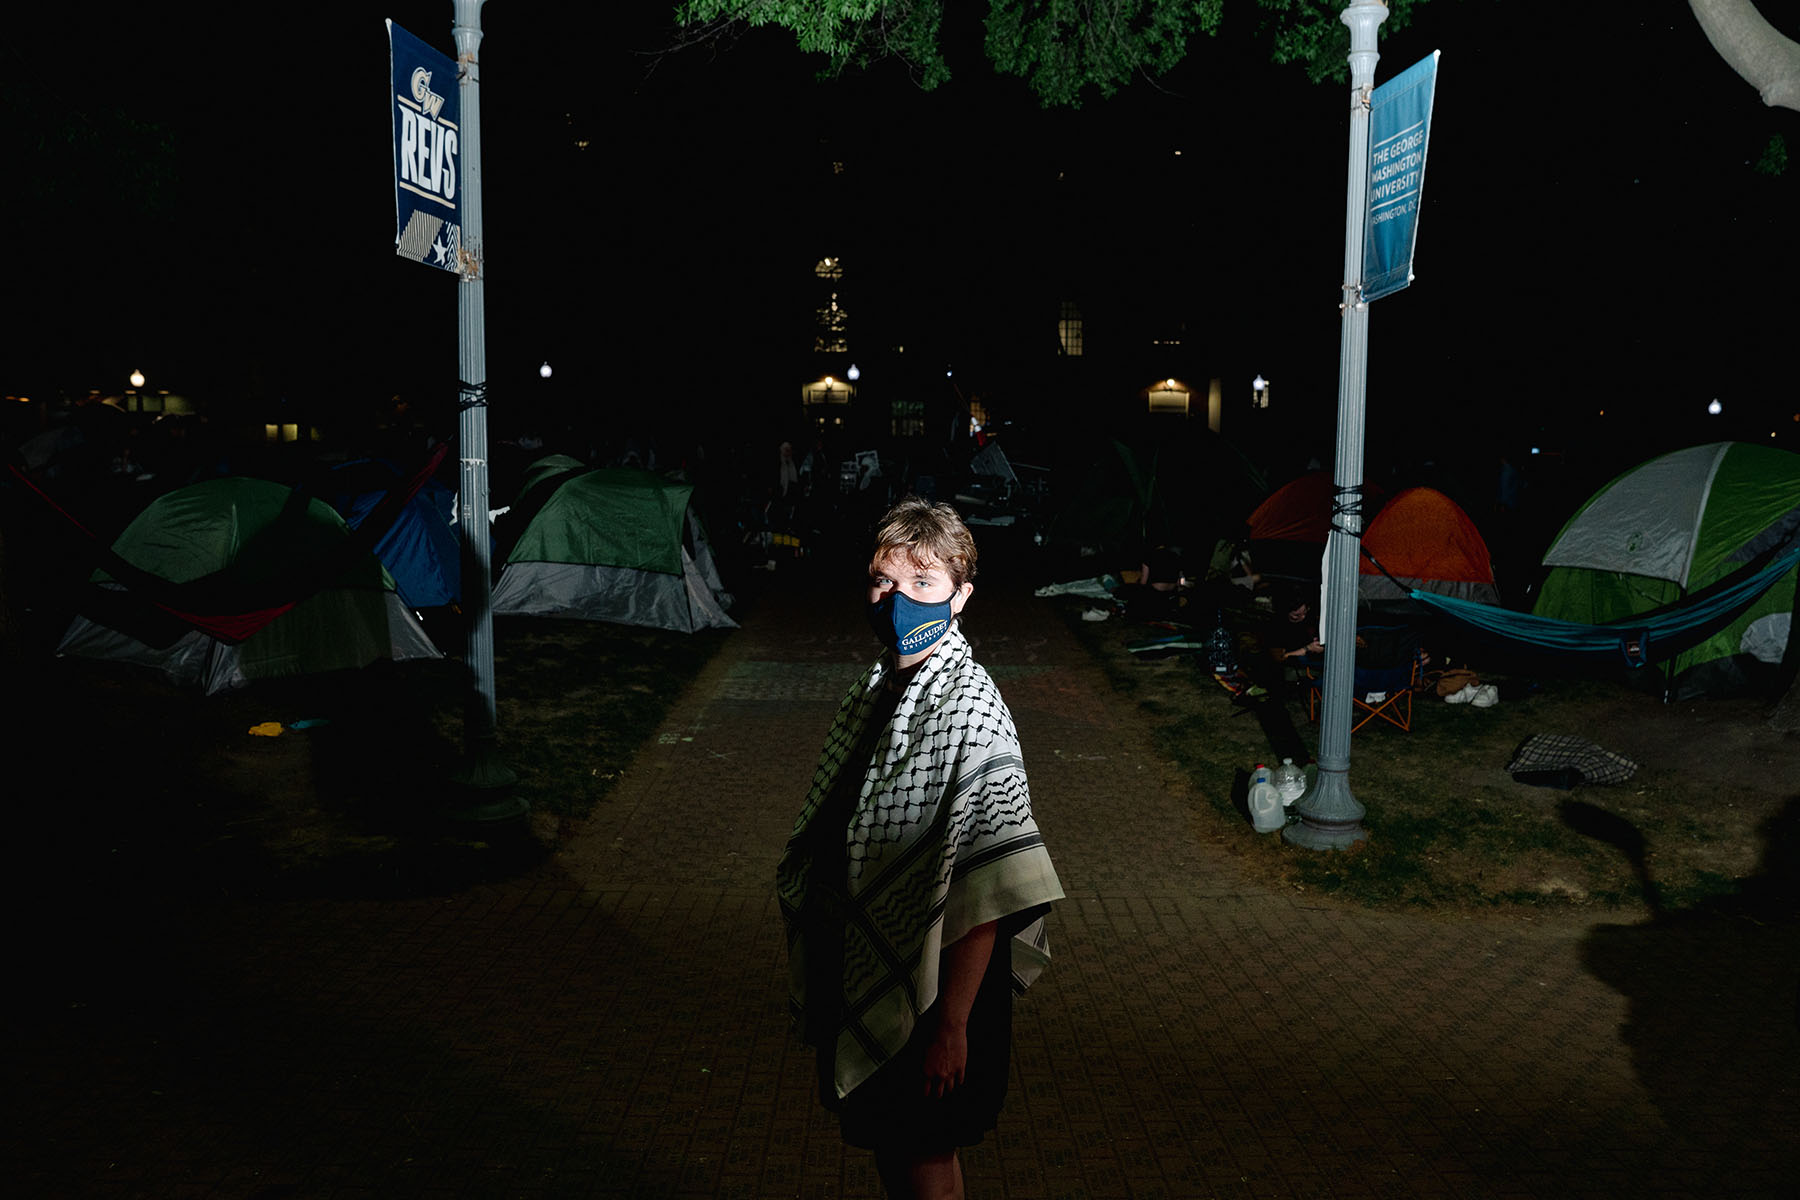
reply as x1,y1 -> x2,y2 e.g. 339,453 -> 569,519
777,497 -> 1066,1199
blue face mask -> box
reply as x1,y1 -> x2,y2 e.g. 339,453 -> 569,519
868,589 -> 955,656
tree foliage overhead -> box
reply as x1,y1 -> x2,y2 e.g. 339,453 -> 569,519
671,0 -> 1799,177
1249,0 -> 1428,83
674,0 -> 954,89
982,1 -> 1225,107
674,0 -> 1432,106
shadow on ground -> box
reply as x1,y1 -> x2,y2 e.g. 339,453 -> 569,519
15,652 -> 549,903
1570,796 -> 1800,1182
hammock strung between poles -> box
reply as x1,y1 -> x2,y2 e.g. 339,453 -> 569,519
1403,542 -> 1800,669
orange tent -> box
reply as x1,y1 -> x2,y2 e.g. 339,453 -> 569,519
1359,487 -> 1499,605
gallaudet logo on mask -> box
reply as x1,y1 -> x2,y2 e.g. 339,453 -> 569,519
898,617 -> 949,654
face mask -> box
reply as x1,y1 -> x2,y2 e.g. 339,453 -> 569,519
868,589 -> 955,656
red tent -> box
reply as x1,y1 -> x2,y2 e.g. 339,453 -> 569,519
1246,472 -> 1388,544
1244,472 -> 1386,581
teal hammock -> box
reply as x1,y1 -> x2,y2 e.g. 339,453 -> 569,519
1406,543 -> 1800,668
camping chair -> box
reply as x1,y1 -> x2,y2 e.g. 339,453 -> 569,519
1304,624 -> 1427,732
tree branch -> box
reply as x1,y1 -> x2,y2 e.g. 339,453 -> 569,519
1688,0 -> 1800,112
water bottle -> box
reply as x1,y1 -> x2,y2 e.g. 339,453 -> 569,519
1273,757 -> 1306,806
1206,609 -> 1237,676
1249,763 -> 1283,833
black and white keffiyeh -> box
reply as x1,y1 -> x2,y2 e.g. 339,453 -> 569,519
778,625 -> 1064,1100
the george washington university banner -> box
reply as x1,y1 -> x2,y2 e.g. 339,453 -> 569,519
1363,50 -> 1439,303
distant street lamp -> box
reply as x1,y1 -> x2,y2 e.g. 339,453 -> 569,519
1708,398 -> 1723,415
129,369 -> 146,389
1253,375 -> 1270,408
539,361 -> 553,379
847,363 -> 861,381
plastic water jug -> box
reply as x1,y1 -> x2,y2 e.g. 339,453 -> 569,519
1249,764 -> 1283,833
1273,757 -> 1306,806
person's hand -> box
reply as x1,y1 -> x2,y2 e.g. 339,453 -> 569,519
922,1020 -> 969,1098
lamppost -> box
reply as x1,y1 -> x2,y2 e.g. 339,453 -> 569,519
1253,375 -> 1270,408
1284,0 -> 1387,851
448,0 -> 521,807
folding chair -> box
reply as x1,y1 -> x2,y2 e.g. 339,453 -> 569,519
1304,624 -> 1426,732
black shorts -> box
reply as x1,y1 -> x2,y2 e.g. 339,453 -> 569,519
831,929 -> 1015,1152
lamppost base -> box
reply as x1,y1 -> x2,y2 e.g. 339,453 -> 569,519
1282,812 -> 1367,850
1281,767 -> 1367,850
444,740 -> 525,824
440,793 -> 529,825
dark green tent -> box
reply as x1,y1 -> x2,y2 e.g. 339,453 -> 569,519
491,458 -> 736,632
57,476 -> 440,693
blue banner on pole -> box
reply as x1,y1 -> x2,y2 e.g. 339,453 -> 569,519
1363,51 -> 1439,303
389,21 -> 462,273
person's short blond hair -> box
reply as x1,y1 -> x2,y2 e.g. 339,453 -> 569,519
871,496 -> 978,586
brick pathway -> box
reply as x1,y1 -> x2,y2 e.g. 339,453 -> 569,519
13,547 -> 1798,1198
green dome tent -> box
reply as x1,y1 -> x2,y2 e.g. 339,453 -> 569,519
1532,442 -> 1799,699
56,476 -> 441,694
490,459 -> 736,632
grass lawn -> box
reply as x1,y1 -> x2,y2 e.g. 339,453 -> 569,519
1062,600 -> 1799,922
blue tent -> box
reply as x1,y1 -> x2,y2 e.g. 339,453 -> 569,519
327,460 -> 461,609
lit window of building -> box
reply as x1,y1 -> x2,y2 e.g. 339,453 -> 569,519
1058,301 -> 1083,357
801,375 -> 853,407
1147,379 -> 1190,415
891,399 -> 925,438
814,293 -> 849,354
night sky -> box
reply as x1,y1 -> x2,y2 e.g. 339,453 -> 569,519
10,2 -> 1797,483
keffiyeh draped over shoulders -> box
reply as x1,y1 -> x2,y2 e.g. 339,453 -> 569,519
777,625 -> 1065,1100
